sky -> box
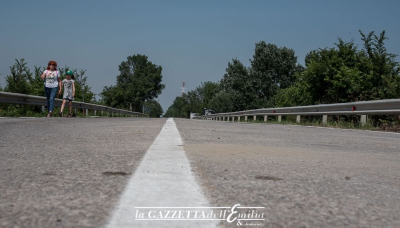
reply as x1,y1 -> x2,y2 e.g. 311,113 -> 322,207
1,0 -> 399,113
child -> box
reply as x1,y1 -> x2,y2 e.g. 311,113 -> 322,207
59,71 -> 75,118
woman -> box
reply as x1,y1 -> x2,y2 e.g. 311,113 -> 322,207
40,60 -> 62,117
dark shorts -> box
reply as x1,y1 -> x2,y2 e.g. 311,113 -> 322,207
63,98 -> 73,102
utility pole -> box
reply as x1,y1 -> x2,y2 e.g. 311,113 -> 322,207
182,82 -> 185,96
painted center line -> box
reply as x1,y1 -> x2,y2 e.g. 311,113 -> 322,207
106,118 -> 218,228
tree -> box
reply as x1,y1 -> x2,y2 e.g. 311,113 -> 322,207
219,58 -> 255,110
163,96 -> 190,118
274,31 -> 400,107
185,90 -> 203,114
195,81 -> 219,108
298,40 -> 367,104
209,91 -> 234,113
143,100 -> 163,117
4,59 -> 32,94
164,81 -> 220,117
101,54 -> 165,111
359,30 -> 400,100
30,66 -> 46,96
100,85 -> 123,108
250,42 -> 303,107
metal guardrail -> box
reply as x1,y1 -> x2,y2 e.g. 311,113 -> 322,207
0,91 -> 146,116
195,99 -> 400,124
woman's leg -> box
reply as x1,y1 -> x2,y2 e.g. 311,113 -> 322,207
45,87 -> 50,112
49,87 -> 58,113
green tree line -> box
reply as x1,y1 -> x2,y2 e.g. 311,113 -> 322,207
164,30 -> 400,123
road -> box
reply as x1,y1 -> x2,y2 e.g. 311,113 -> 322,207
1,117 -> 400,228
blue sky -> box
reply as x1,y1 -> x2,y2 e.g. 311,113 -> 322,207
1,0 -> 399,112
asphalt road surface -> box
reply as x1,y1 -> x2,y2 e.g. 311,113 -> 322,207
1,117 -> 400,228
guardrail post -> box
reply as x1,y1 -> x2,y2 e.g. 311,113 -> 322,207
322,115 -> 327,124
42,106 -> 45,113
85,109 -> 88,116
253,115 -> 256,121
232,116 -> 235,122
245,116 -> 248,122
112,112 -> 114,117
296,115 -> 301,123
360,115 -> 367,126
278,115 -> 282,122
94,110 -> 97,116
101,111 -> 103,116
264,115 -> 268,122
227,117 -> 230,122
74,108 -> 77,116
238,116 -> 240,122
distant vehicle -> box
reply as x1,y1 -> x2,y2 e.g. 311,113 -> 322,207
203,108 -> 215,115
190,112 -> 199,119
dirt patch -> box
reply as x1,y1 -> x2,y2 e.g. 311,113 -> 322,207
102,171 -> 130,176
255,175 -> 283,181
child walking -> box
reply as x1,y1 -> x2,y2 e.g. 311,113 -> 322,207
60,71 -> 75,118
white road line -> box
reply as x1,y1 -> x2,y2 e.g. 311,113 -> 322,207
106,118 -> 218,228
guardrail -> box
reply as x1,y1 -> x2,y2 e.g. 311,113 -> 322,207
195,99 -> 400,125
0,91 -> 146,117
